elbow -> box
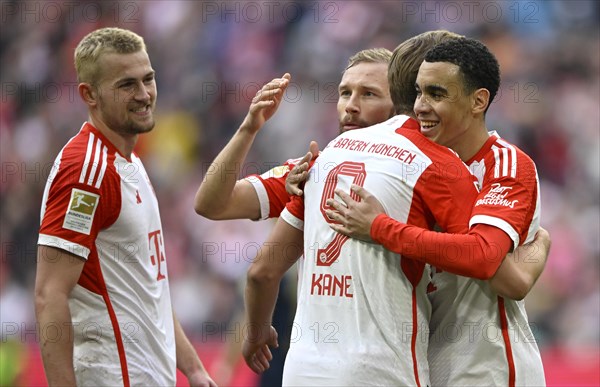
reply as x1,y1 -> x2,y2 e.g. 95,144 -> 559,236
503,276 -> 533,301
194,203 -> 213,218
194,195 -> 223,220
247,262 -> 280,286
34,284 -> 51,316
490,274 -> 533,301
498,287 -> 528,301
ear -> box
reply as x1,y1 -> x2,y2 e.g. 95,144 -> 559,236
78,83 -> 98,107
472,88 -> 490,115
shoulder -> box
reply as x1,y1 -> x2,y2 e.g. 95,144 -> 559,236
53,127 -> 119,193
485,135 -> 538,179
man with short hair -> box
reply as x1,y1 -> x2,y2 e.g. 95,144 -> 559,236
35,27 -> 215,386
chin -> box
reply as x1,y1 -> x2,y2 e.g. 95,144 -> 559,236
130,119 -> 155,134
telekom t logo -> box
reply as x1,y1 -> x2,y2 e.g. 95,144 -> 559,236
148,230 -> 166,281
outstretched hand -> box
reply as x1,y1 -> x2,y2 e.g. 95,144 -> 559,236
242,325 -> 279,374
286,141 -> 319,196
241,73 -> 291,134
325,184 -> 386,242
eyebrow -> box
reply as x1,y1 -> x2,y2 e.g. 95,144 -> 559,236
339,82 -> 383,91
115,70 -> 155,85
416,83 -> 448,95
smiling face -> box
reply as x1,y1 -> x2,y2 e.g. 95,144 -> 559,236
413,60 -> 476,149
93,50 -> 157,136
337,62 -> 395,133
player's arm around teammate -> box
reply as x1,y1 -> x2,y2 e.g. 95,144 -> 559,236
327,185 -> 550,299
288,147 -> 550,300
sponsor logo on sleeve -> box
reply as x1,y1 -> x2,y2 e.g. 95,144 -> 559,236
475,183 -> 518,208
261,165 -> 289,179
63,189 -> 100,235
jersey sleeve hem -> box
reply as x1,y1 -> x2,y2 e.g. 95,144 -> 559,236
245,176 -> 270,221
38,234 -> 90,260
470,215 -> 520,249
280,208 -> 304,231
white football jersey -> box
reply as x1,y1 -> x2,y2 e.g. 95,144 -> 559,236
39,122 -> 176,386
281,115 -> 478,386
428,132 -> 545,386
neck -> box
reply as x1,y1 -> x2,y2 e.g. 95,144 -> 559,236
450,124 -> 490,162
88,113 -> 137,159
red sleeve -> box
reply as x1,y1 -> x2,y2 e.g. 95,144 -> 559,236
258,171 -> 291,218
368,139 -> 510,280
284,194 -> 305,220
371,218 -> 512,279
39,144 -> 120,257
471,151 -> 539,247
249,156 -> 316,218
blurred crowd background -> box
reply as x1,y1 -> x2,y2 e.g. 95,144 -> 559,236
1,1 -> 598,386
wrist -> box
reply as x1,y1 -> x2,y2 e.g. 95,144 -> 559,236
239,118 -> 261,136
370,213 -> 389,244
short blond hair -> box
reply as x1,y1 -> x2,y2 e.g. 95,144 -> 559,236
344,48 -> 392,73
74,27 -> 146,84
388,30 -> 463,115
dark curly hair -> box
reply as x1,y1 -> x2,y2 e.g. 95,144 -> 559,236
424,37 -> 500,113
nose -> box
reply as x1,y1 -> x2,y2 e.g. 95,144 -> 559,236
345,93 -> 360,114
413,94 -> 430,117
134,81 -> 151,102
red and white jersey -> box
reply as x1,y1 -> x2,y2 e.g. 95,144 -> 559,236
38,122 -> 176,386
279,115 -> 478,386
245,158 -> 299,219
428,132 -> 544,386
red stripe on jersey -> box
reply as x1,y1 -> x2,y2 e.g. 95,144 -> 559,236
104,291 -> 131,386
79,249 -> 130,386
411,287 -> 422,387
400,159 -> 430,387
498,296 -> 516,387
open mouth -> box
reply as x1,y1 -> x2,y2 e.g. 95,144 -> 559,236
131,105 -> 151,116
419,120 -> 438,135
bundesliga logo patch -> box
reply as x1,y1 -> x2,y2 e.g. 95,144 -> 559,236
261,165 -> 289,179
63,188 -> 99,235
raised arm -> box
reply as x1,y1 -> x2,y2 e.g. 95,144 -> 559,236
243,218 -> 303,374
35,246 -> 85,387
194,74 -> 290,220
489,227 -> 551,300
